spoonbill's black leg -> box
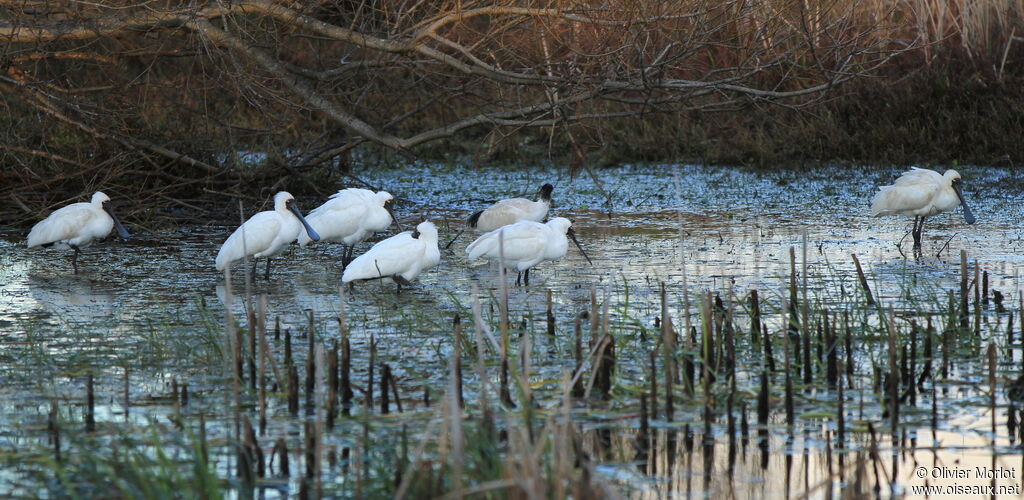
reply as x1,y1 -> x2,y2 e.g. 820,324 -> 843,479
250,259 -> 258,281
911,217 -> 923,248
70,245 -> 81,274
515,272 -> 522,287
394,275 -> 412,295
524,269 -> 530,286
264,257 -> 272,280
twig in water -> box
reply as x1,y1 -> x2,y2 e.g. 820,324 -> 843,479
935,232 -> 959,258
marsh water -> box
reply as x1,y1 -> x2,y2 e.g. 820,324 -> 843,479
2,164 -> 1024,498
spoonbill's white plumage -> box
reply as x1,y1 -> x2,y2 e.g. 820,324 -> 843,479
297,188 -> 402,266
342,221 -> 440,293
465,217 -> 591,286
445,183 -> 553,248
870,168 -> 976,248
215,191 -> 320,279
27,191 -> 131,273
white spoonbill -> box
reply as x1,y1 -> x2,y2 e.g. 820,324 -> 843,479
27,191 -> 131,274
342,221 -> 440,293
870,168 -> 976,248
296,188 -> 402,266
465,217 -> 591,286
215,191 -> 320,280
445,183 -> 553,248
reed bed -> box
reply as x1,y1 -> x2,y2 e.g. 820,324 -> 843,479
4,235 -> 1023,499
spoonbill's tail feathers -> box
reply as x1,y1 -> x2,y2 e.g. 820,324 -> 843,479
466,210 -> 484,229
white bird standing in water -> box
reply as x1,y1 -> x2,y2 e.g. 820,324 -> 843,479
216,191 -> 320,279
871,168 -> 976,248
342,221 -> 440,293
445,183 -> 553,248
297,188 -> 402,267
465,217 -> 591,286
27,191 -> 131,274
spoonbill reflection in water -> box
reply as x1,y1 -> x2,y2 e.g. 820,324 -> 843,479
465,217 -> 591,286
215,192 -> 320,280
870,168 -> 976,249
27,191 -> 131,274
342,221 -> 440,293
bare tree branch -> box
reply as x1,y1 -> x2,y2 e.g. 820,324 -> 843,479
0,0 -> 904,215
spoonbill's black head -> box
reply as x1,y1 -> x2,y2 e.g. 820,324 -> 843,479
538,183 -> 554,202
381,196 -> 405,232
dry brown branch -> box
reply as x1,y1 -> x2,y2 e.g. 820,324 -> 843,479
0,0 -> 906,218
1,70 -> 222,174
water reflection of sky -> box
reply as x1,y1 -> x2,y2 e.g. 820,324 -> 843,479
1,164 -> 1024,497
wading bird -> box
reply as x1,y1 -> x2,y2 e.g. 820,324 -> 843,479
27,191 -> 131,274
870,168 -> 976,249
465,217 -> 591,286
216,192 -> 320,280
342,221 -> 440,293
297,188 -> 402,267
445,183 -> 553,248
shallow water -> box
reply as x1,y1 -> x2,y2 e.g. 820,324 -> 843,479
2,164 -> 1024,498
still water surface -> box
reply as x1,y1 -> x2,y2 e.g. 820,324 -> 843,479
2,164 -> 1024,497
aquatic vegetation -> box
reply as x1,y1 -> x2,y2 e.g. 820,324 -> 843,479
0,165 -> 1022,498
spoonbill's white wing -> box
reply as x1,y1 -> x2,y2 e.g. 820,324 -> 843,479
27,204 -> 94,248
327,188 -> 376,202
890,167 -> 942,186
342,232 -> 424,282
308,189 -> 375,219
871,183 -> 942,216
466,223 -> 547,263
422,243 -> 441,271
474,198 -> 549,231
216,212 -> 282,270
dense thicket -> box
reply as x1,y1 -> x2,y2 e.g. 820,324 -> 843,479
0,0 -> 1020,223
